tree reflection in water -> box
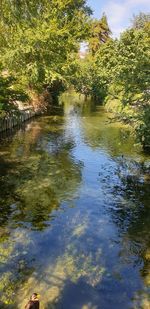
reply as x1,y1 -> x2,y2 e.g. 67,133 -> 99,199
0,116 -> 83,306
97,157 -> 150,308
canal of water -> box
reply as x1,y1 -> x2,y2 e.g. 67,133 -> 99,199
0,92 -> 150,309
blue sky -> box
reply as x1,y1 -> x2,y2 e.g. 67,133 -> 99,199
87,0 -> 150,37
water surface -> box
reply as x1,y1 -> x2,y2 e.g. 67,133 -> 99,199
0,93 -> 150,309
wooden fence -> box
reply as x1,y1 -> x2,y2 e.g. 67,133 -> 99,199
0,108 -> 39,133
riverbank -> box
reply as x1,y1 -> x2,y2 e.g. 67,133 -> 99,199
0,89 -> 54,133
0,108 -> 40,133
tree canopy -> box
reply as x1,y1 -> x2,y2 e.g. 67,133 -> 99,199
0,0 -> 91,89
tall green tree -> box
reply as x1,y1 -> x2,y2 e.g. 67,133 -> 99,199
88,13 -> 111,54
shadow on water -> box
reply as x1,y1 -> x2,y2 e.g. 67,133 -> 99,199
0,156 -> 18,226
44,278 -> 102,309
113,160 -> 150,288
96,154 -> 150,307
0,117 -> 82,229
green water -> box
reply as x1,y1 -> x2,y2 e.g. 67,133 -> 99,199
0,92 -> 150,309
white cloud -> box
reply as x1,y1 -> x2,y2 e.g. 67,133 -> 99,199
102,0 -> 150,37
129,0 -> 150,5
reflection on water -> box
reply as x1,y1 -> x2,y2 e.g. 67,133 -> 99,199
0,92 -> 150,308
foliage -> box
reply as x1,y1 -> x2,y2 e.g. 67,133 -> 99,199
131,12 -> 150,29
0,0 -> 91,96
136,105 -> 150,151
70,14 -> 112,100
73,38 -> 117,101
113,24 -> 150,106
72,12 -> 150,150
88,13 -> 111,54
0,69 -> 29,118
110,20 -> 150,150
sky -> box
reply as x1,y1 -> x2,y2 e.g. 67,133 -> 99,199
87,0 -> 150,37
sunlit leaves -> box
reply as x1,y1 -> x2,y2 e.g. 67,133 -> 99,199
0,0 -> 91,90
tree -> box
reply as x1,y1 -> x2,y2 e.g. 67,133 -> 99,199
113,23 -> 150,106
131,12 -> 150,29
88,13 -> 111,54
72,38 -> 117,101
72,11 -> 150,151
0,0 -> 91,95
